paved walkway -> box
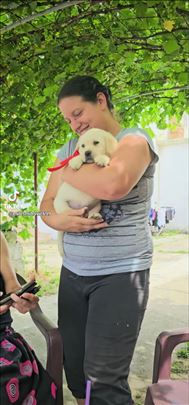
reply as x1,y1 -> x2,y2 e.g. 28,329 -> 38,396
12,234 -> 188,404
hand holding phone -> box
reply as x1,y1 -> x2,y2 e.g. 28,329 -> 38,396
0,280 -> 41,306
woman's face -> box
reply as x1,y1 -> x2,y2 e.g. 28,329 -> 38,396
58,94 -> 109,136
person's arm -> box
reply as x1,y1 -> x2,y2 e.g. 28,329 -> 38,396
0,232 -> 21,293
40,158 -> 65,230
10,292 -> 39,314
40,158 -> 108,232
62,135 -> 153,200
0,232 -> 39,314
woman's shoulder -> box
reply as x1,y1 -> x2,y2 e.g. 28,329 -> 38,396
116,127 -> 151,141
116,127 -> 159,165
57,137 -> 78,160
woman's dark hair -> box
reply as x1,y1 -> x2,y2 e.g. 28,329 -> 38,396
57,75 -> 114,111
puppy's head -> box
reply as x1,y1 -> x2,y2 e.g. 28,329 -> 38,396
76,128 -> 117,163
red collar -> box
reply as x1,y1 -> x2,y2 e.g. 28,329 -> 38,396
48,150 -> 79,172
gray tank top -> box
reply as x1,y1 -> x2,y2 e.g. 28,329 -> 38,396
57,128 -> 159,275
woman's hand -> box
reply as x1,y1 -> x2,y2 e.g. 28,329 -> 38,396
0,303 -> 11,315
0,290 -> 11,315
11,292 -> 39,314
47,207 -> 108,232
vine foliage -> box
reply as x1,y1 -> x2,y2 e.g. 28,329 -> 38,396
0,0 -> 188,235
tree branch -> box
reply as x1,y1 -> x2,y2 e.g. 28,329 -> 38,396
0,0 -> 86,34
114,85 -> 189,104
124,100 -> 141,112
151,95 -> 177,99
129,27 -> 189,40
115,38 -> 162,50
1,3 -> 142,38
176,7 -> 189,17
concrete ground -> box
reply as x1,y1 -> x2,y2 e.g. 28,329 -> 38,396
12,233 -> 188,404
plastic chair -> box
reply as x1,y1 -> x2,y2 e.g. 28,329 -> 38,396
17,274 -> 63,405
144,328 -> 189,405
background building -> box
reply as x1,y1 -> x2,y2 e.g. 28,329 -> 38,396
152,112 -> 189,232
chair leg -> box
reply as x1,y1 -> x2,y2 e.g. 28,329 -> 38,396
57,388 -> 64,405
144,388 -> 153,405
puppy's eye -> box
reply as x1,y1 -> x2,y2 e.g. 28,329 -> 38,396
93,141 -> 99,145
81,144 -> 85,148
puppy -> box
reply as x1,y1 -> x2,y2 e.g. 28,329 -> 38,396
54,128 -> 118,255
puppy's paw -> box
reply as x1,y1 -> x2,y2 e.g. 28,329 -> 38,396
69,156 -> 83,170
94,155 -> 110,167
88,212 -> 102,220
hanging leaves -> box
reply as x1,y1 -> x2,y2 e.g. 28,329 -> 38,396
0,0 -> 188,233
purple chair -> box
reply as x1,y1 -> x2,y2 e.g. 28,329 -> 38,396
144,328 -> 189,405
17,274 -> 63,405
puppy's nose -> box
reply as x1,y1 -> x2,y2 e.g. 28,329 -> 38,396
85,150 -> 92,158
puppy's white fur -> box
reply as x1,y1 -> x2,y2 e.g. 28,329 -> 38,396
54,128 -> 118,255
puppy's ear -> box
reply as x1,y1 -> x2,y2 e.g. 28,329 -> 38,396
104,133 -> 118,157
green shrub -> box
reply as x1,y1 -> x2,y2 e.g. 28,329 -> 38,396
176,342 -> 189,359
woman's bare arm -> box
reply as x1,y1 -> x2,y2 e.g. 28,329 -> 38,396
0,232 -> 21,293
0,231 -> 39,314
61,135 -> 152,200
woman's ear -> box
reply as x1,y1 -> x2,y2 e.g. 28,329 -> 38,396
104,133 -> 118,157
96,92 -> 107,109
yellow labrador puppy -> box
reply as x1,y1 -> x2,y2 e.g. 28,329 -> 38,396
54,128 -> 117,255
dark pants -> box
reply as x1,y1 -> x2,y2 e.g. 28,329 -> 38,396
58,266 -> 149,405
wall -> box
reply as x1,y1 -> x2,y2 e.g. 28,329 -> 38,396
152,137 -> 189,232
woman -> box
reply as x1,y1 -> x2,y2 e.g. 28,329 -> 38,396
0,231 -> 57,404
40,75 -> 159,405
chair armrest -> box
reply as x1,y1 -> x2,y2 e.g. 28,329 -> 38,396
152,328 -> 189,383
16,273 -> 27,285
16,274 -> 63,403
30,304 -> 63,389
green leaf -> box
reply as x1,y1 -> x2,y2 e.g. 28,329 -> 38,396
30,2 -> 37,11
18,228 -> 32,240
178,72 -> 188,84
33,96 -> 46,106
43,85 -> 58,97
163,38 -> 180,54
71,6 -> 79,17
136,5 -> 147,18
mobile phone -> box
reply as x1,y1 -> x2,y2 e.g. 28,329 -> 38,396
0,280 -> 41,306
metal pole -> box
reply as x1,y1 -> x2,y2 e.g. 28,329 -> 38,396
34,152 -> 38,274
